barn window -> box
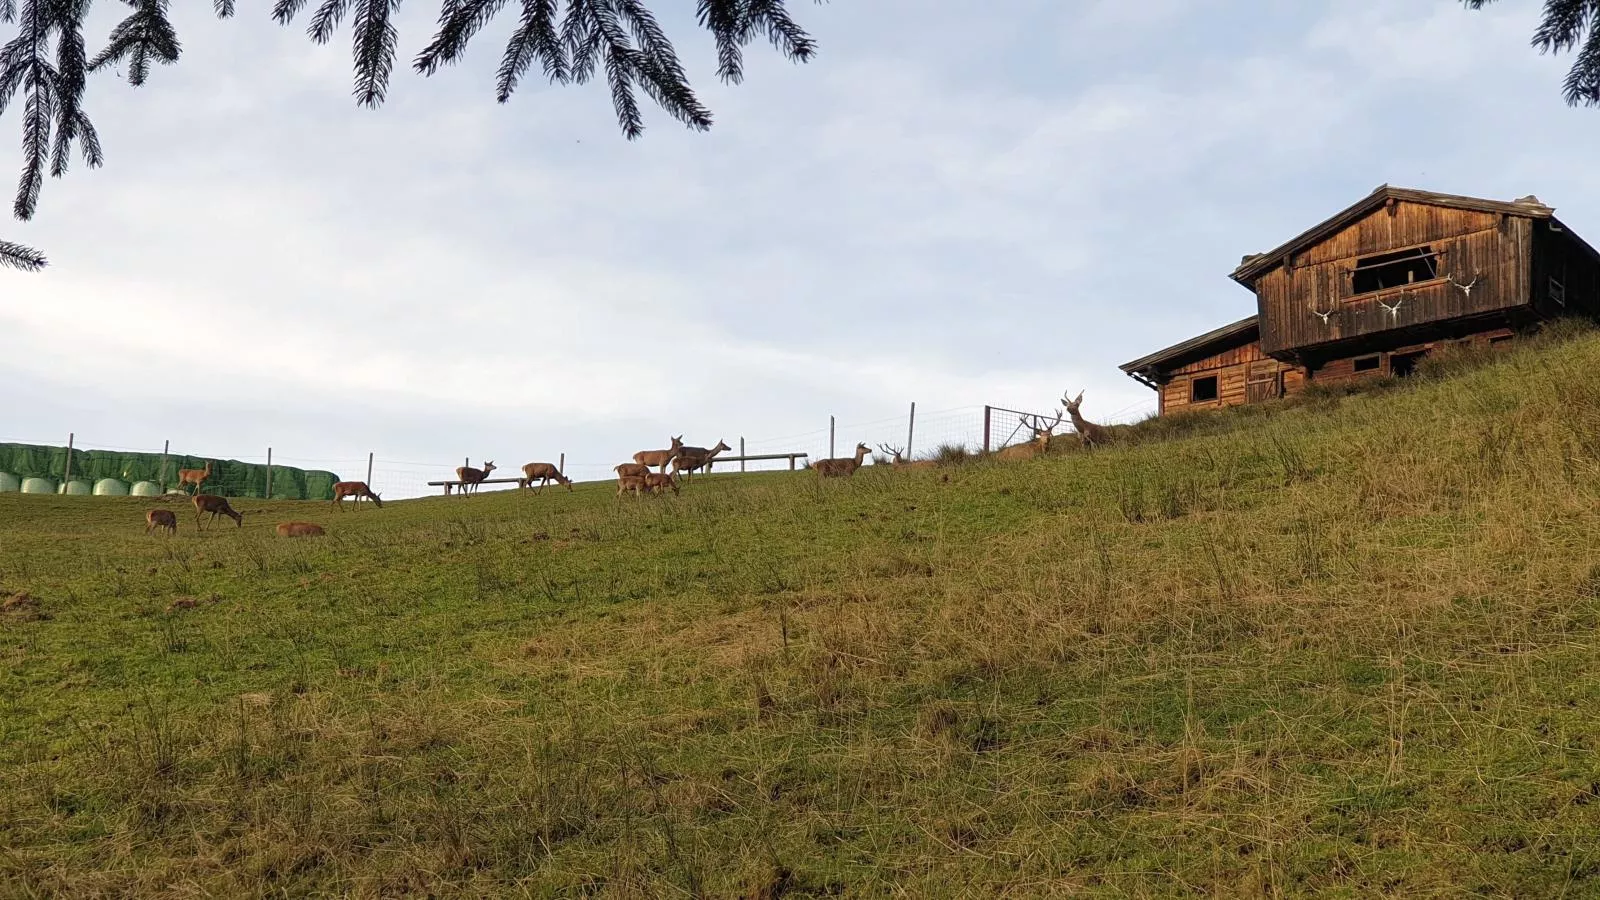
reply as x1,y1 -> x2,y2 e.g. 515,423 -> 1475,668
1350,246 -> 1439,295
1190,375 -> 1219,402
1353,355 -> 1382,373
1550,275 -> 1567,307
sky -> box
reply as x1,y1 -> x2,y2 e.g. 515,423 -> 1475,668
4,0 -> 1600,497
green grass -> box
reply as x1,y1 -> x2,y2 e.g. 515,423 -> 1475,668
8,332 -> 1600,896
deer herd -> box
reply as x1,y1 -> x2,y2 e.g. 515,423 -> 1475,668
137,389 -> 1111,535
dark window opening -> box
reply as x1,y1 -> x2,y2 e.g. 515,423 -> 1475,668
1351,246 -> 1439,295
1190,376 -> 1219,402
1389,351 -> 1425,378
1550,275 -> 1567,307
1353,355 -> 1382,373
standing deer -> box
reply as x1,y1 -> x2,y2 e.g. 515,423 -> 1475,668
614,462 -> 652,478
192,493 -> 243,530
672,440 -> 732,480
814,443 -> 872,478
145,509 -> 178,536
1062,390 -> 1111,449
331,480 -> 383,509
993,410 -> 1065,461
455,460 -> 496,495
177,461 -> 212,494
276,522 -> 325,537
521,462 -> 573,493
876,443 -> 937,470
616,474 -> 651,497
634,436 -> 684,474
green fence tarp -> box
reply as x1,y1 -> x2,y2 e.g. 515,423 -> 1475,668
0,443 -> 341,501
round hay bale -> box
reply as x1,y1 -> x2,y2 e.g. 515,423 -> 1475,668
0,472 -> 19,493
20,477 -> 55,494
130,481 -> 163,497
93,478 -> 130,497
60,480 -> 92,496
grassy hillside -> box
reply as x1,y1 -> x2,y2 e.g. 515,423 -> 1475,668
6,332 -> 1600,896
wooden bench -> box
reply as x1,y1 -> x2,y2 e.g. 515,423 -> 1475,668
699,452 -> 809,473
427,477 -> 527,496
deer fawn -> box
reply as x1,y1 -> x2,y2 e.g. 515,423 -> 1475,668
192,493 -> 243,530
814,443 -> 872,477
614,462 -> 652,478
644,471 -> 680,495
993,410 -> 1065,461
616,474 -> 651,497
672,440 -> 731,479
145,509 -> 178,536
455,460 -> 496,495
177,460 -> 212,493
276,521 -> 325,537
634,436 -> 684,474
876,443 -> 937,470
520,462 -> 573,493
1062,390 -> 1111,449
331,480 -> 383,509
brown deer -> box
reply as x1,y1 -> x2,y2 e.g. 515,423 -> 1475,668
614,462 -> 652,478
521,462 -> 573,493
145,509 -> 178,536
643,471 -> 680,495
1062,390 -> 1111,449
177,460 -> 212,494
993,410 -> 1065,461
633,436 -> 684,474
455,460 -> 496,495
192,493 -> 243,530
331,480 -> 383,509
814,443 -> 872,478
876,443 -> 937,470
276,521 -> 325,537
616,474 -> 651,497
672,439 -> 732,479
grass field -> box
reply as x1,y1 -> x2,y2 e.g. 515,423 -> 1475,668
6,331 -> 1600,897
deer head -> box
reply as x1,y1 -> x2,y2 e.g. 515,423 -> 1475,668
481,460 -> 497,475
1062,391 -> 1085,415
877,443 -> 905,463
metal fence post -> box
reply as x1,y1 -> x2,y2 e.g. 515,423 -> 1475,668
62,432 -> 73,492
983,406 -> 992,454
907,402 -> 916,457
829,416 -> 836,459
740,437 -> 746,472
366,451 -> 374,486
265,447 -> 273,498
160,439 -> 170,491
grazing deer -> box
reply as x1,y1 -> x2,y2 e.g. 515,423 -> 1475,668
876,443 -> 937,470
521,462 -> 573,493
614,462 -> 652,478
276,521 -> 325,537
672,440 -> 732,479
1062,390 -> 1112,449
177,460 -> 212,494
616,474 -> 651,497
145,509 -> 178,536
192,493 -> 243,530
814,443 -> 872,478
634,436 -> 684,474
331,480 -> 383,510
455,460 -> 496,495
644,471 -> 680,495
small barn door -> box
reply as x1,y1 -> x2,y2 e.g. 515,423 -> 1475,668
1246,361 -> 1283,404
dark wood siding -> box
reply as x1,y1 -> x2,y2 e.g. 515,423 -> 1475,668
1305,328 -> 1515,385
1256,201 -> 1533,356
1531,221 -> 1600,320
1159,340 -> 1301,415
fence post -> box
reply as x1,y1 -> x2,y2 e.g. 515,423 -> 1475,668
366,451 -> 374,486
559,453 -> 565,475
907,402 -> 916,457
160,439 -> 170,491
982,406 -> 993,454
829,416 -> 836,459
740,437 -> 746,473
265,447 -> 273,499
62,432 -> 74,492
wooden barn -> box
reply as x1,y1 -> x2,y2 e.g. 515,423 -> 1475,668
1122,185 -> 1600,416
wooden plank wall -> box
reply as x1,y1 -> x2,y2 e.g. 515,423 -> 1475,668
1531,222 -> 1600,319
1255,202 -> 1532,355
1306,327 -> 1516,385
1159,341 -> 1301,414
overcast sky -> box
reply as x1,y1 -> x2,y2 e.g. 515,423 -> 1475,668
4,0 -> 1599,496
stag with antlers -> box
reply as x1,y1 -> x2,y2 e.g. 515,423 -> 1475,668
1062,390 -> 1111,449
876,443 -> 937,470
993,409 -> 1065,461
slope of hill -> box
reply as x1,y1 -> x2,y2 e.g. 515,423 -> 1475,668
5,330 -> 1600,896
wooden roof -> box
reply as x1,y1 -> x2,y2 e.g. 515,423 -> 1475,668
1119,315 -> 1259,385
1229,185 -> 1559,286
